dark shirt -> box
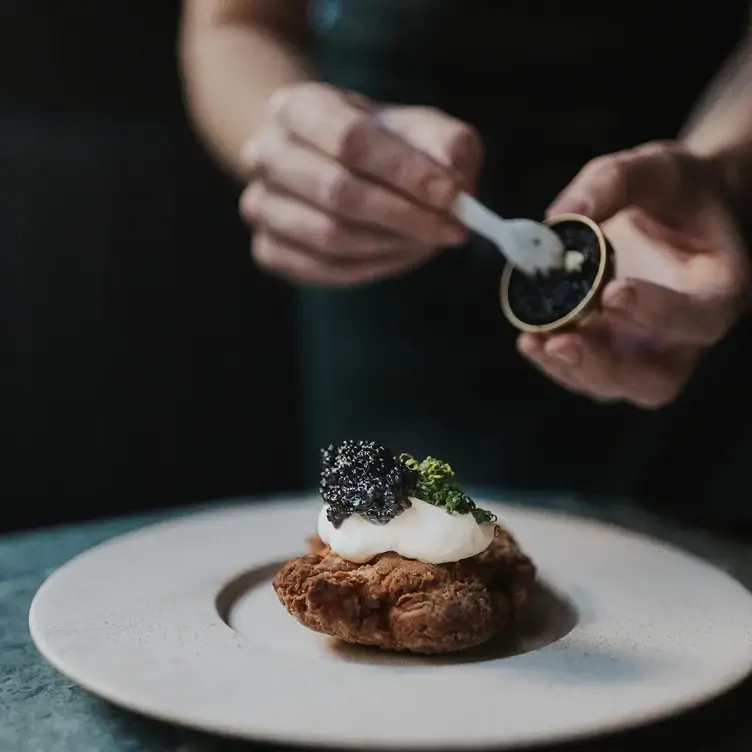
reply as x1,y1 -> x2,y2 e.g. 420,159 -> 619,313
299,0 -> 752,518
0,2 -> 298,528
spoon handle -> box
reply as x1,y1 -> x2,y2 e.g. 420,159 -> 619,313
453,193 -> 514,247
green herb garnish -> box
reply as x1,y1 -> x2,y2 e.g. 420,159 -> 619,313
399,454 -> 496,524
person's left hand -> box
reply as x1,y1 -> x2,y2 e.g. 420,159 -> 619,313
517,141 -> 750,408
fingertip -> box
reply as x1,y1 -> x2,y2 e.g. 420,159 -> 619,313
441,222 -> 469,247
239,137 -> 261,172
543,333 -> 582,366
546,195 -> 593,220
517,333 -> 542,358
603,280 -> 636,311
238,186 -> 256,221
542,331 -> 580,348
238,187 -> 252,219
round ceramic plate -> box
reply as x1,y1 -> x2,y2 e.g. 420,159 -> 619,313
30,497 -> 752,750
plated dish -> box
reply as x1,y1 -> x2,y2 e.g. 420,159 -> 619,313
29,490 -> 752,749
274,440 -> 536,653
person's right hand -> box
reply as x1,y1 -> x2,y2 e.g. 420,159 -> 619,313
238,83 -> 482,285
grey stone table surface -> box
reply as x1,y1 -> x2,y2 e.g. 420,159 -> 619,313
2,492 -> 752,752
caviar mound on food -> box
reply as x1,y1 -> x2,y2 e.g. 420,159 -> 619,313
273,440 -> 536,654
320,440 -> 417,527
507,219 -> 604,327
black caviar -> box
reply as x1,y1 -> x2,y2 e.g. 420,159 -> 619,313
507,220 -> 602,326
320,440 -> 417,528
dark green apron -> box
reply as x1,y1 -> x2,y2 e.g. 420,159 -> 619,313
300,0 -> 752,520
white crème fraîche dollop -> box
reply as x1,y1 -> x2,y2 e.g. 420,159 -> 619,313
317,496 -> 496,565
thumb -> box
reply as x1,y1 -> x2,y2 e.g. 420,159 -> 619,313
547,141 -> 690,224
376,106 -> 483,193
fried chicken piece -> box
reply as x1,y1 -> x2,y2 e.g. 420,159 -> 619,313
273,526 -> 536,654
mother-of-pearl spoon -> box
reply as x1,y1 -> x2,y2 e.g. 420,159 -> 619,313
453,193 -> 565,275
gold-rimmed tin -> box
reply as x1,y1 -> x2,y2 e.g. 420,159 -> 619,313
500,213 -> 615,334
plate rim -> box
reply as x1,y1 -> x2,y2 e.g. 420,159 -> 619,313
29,497 -> 752,750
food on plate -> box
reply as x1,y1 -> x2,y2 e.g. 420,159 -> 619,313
273,440 -> 536,654
501,213 -> 614,333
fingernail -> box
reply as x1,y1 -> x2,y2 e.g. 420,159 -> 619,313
551,345 -> 580,365
606,286 -> 635,311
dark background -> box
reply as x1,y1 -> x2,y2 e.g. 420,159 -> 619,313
0,1 -> 302,532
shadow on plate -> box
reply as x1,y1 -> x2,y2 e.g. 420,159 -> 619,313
215,560 -> 285,621
216,560 -> 578,666
326,580 -> 578,666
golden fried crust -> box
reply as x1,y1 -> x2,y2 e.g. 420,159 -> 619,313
273,526 -> 536,654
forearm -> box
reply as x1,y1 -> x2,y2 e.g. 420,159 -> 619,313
682,30 -> 752,207
179,0 -> 311,177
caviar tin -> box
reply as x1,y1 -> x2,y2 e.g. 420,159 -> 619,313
500,213 -> 615,334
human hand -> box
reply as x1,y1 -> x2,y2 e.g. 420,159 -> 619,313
518,141 -> 750,408
238,83 -> 481,285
